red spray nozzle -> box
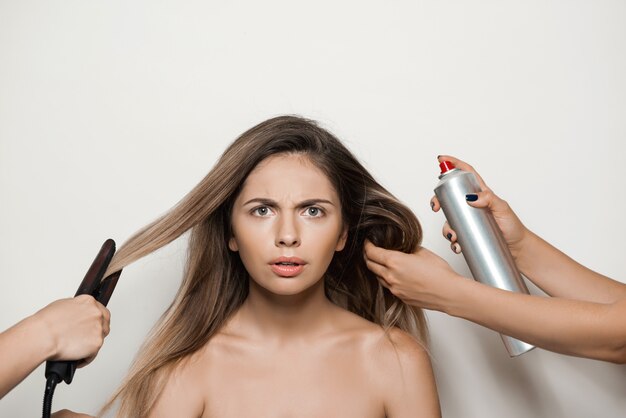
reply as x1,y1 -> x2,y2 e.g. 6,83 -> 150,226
439,160 -> 456,174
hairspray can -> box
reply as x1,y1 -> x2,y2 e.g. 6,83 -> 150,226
434,160 -> 535,357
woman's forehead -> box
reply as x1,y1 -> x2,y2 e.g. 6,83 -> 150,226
237,154 -> 339,203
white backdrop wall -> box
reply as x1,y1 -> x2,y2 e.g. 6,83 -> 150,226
1,1 -> 624,417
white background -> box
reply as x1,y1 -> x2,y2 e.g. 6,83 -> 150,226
1,1 -> 625,417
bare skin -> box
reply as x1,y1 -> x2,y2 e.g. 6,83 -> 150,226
0,295 -> 110,400
365,155 -> 626,363
51,411 -> 92,418
148,154 -> 440,418
151,299 -> 438,418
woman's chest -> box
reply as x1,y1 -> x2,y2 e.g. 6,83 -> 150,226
200,348 -> 385,418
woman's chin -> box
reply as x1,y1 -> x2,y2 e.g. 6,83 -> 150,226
253,277 -> 322,297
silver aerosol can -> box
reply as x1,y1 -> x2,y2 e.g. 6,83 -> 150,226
434,160 -> 534,357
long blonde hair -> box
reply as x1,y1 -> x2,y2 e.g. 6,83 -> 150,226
101,115 -> 426,417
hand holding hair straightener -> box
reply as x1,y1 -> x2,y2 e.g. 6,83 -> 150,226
0,240 -> 121,418
0,296 -> 110,399
364,155 -> 626,364
41,239 -> 122,418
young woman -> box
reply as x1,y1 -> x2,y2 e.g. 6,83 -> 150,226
92,116 -> 440,417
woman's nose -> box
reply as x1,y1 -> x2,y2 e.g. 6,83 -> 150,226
275,215 -> 300,247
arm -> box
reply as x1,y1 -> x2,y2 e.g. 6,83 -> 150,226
365,244 -> 626,363
377,329 -> 441,418
452,275 -> 626,363
0,295 -> 110,399
364,154 -> 626,363
513,230 -> 626,303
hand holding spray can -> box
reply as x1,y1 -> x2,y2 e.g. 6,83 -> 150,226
434,160 -> 534,357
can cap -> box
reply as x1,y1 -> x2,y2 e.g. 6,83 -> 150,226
439,160 -> 456,174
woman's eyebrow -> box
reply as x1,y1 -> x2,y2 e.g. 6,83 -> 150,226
241,198 -> 336,207
297,199 -> 336,208
242,198 -> 276,207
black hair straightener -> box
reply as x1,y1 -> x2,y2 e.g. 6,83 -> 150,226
42,239 -> 122,418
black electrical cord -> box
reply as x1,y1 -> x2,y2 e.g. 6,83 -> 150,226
43,373 -> 61,418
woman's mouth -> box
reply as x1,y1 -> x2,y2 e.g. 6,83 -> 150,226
270,257 -> 306,277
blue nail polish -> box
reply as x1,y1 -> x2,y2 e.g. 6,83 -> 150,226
466,194 -> 478,202
446,233 -> 452,240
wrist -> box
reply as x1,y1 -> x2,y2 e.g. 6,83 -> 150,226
438,272 -> 473,316
508,224 -> 530,259
444,277 -> 500,325
511,229 -> 539,274
27,310 -> 58,361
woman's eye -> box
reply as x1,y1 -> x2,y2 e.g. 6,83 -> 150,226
305,207 -> 323,217
253,206 -> 272,216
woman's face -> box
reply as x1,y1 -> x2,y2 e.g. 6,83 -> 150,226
229,153 -> 347,296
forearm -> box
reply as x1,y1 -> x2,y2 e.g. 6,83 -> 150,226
445,278 -> 626,363
514,230 -> 626,303
0,315 -> 54,399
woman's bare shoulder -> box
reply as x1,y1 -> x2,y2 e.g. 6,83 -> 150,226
152,333 -> 245,416
354,323 -> 429,372
364,327 -> 440,418
328,307 -> 426,354
322,308 -> 428,369
148,352 -> 207,417
328,311 -> 439,415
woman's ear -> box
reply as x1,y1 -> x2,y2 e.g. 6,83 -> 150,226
335,225 -> 348,251
228,236 -> 239,252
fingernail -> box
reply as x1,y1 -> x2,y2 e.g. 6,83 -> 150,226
437,155 -> 441,160
430,201 -> 435,210
452,243 -> 461,253
466,194 -> 478,202
446,233 -> 452,241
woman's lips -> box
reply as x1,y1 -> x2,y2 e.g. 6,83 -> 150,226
270,257 -> 306,277
270,263 -> 305,277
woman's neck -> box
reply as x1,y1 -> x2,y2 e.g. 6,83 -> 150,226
230,279 -> 339,344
